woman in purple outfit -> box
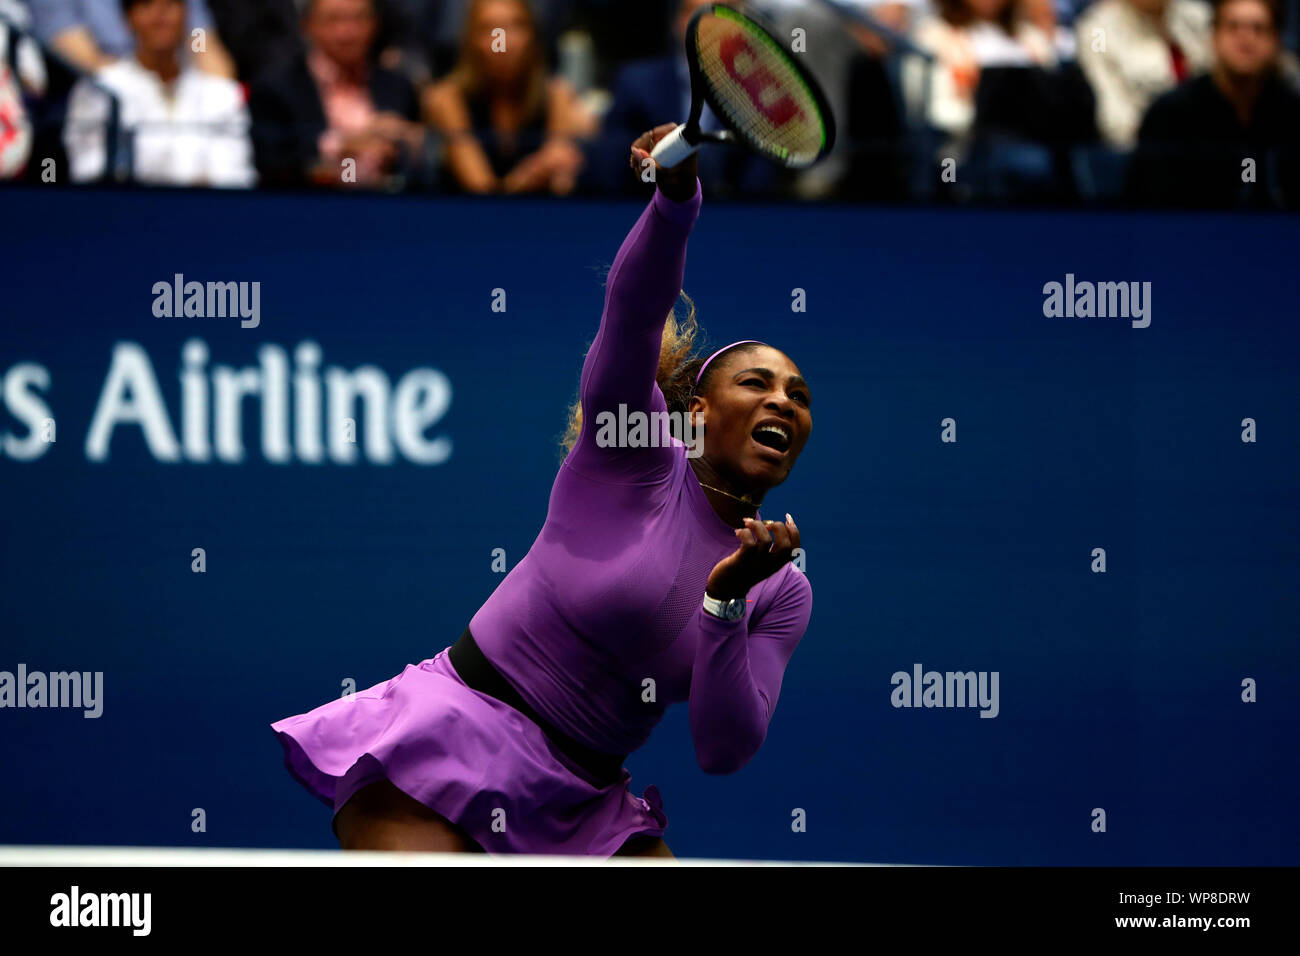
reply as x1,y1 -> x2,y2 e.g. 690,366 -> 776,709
271,123 -> 814,858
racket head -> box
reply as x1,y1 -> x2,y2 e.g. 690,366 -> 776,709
684,3 -> 836,169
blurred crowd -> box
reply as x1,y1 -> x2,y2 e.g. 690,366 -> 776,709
1,0 -> 1298,206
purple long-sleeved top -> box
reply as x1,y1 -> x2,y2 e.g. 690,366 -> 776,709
469,180 -> 812,775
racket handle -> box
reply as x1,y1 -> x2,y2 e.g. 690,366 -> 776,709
650,123 -> 700,169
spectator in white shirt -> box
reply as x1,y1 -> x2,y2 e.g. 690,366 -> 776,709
63,0 -> 255,186
1074,0 -> 1213,148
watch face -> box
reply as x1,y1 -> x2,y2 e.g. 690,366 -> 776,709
724,599 -> 745,620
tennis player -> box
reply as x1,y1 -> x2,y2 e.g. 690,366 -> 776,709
271,123 -> 813,858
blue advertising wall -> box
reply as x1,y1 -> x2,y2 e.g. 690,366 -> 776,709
1,185 -> 1296,864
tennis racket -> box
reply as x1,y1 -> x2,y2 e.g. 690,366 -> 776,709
650,3 -> 835,170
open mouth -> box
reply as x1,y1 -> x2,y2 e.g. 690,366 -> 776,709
751,422 -> 792,454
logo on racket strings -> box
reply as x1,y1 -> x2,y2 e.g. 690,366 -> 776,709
718,33 -> 804,128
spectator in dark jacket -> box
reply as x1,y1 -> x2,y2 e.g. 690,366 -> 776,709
1129,0 -> 1300,207
249,0 -> 422,187
208,0 -> 433,88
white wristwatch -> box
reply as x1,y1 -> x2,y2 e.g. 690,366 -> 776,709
703,593 -> 746,621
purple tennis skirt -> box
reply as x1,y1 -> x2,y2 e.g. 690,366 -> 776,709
270,646 -> 667,857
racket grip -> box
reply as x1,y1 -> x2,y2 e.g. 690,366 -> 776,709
649,124 -> 699,169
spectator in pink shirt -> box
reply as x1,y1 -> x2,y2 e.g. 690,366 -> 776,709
249,0 -> 423,188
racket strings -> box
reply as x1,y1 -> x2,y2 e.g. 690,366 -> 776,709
693,12 -> 825,166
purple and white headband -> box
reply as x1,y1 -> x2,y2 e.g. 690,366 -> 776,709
693,340 -> 767,390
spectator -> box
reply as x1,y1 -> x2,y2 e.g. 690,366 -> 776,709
597,0 -> 779,197
904,0 -> 1062,160
1,35 -> 32,177
28,0 -> 236,77
1074,0 -> 1212,148
1025,0 -> 1082,53
62,0 -> 254,185
419,0 -> 575,80
249,0 -> 423,188
424,0 -> 594,194
1,0 -> 47,178
1129,0 -> 1300,205
204,0 -> 428,87
962,0 -> 1098,199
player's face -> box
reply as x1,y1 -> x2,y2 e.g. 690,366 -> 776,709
1213,0 -> 1278,77
693,347 -> 812,490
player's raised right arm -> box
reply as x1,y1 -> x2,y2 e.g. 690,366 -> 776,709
566,127 -> 701,481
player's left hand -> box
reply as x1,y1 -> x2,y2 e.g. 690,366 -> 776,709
706,514 -> 800,600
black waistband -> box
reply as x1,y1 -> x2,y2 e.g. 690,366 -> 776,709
448,628 -> 627,788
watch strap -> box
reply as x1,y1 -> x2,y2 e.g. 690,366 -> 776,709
702,592 -> 744,620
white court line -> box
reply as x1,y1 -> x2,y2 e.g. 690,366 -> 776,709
0,845 -> 897,866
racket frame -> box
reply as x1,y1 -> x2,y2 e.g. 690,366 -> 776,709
683,2 -> 836,169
